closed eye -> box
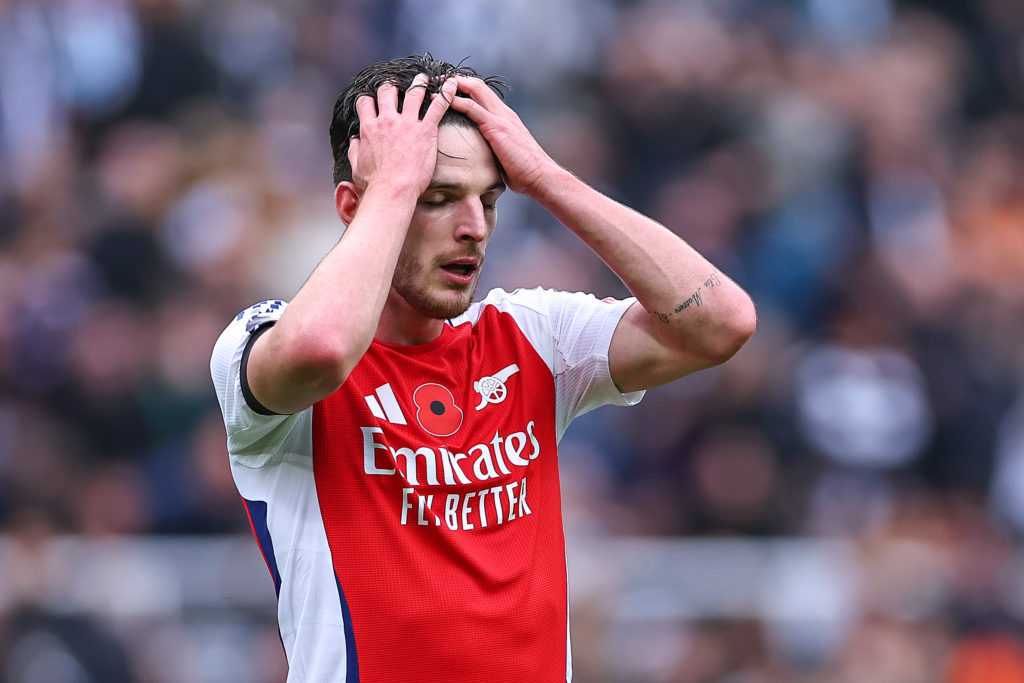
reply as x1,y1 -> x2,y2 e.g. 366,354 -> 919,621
482,189 -> 504,212
420,194 -> 451,207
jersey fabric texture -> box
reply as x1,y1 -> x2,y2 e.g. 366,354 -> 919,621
210,287 -> 644,683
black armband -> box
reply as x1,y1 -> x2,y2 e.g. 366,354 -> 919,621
240,323 -> 280,416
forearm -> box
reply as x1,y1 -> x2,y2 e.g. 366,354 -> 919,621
286,183 -> 415,348
250,181 -> 419,412
530,167 -> 755,361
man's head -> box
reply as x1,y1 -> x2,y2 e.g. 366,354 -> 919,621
331,55 -> 511,322
329,54 -> 508,186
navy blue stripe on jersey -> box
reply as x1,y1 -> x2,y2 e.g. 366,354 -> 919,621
243,498 -> 282,597
334,573 -> 360,681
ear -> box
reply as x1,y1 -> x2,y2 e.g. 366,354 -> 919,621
335,181 -> 362,225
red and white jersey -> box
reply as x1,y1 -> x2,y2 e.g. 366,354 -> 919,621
210,287 -> 643,682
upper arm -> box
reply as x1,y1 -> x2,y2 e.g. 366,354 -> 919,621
609,295 -> 756,394
210,302 -> 304,460
245,320 -> 351,416
608,302 -> 707,394
212,298 -> 346,420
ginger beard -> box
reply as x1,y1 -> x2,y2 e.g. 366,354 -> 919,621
390,248 -> 483,320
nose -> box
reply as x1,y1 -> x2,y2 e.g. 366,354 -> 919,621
454,198 -> 489,243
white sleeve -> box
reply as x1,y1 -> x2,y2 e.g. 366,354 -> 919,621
468,288 -> 645,441
210,299 -> 306,468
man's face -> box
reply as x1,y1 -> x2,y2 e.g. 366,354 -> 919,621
390,124 -> 505,320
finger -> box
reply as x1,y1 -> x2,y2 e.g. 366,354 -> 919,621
355,94 -> 377,121
421,78 -> 458,128
402,73 -> 430,118
453,75 -> 505,112
447,90 -> 491,126
376,81 -> 399,114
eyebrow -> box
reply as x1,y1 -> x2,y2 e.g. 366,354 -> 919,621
426,180 -> 506,194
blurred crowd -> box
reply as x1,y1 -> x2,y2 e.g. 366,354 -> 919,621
1,0 -> 1023,680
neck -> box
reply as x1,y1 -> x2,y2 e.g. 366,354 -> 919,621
374,293 -> 446,346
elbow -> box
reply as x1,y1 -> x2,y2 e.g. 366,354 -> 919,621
731,295 -> 759,348
277,329 -> 367,395
247,317 -> 372,415
291,345 -> 352,393
701,295 -> 758,367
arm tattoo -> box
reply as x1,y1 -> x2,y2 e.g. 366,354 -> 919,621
652,271 -> 722,324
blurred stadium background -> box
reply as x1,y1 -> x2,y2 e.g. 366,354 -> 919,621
1,0 -> 1023,681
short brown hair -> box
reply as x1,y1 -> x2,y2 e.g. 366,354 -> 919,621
329,54 -> 508,186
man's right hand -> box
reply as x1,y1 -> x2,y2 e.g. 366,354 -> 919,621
348,74 -> 457,194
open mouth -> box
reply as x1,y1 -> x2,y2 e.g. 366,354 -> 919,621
440,263 -> 477,277
439,258 -> 480,283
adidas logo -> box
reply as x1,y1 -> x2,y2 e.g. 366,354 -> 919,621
363,383 -> 407,425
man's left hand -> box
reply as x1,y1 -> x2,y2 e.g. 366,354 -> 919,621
448,76 -> 559,197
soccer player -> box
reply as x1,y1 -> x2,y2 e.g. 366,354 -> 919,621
211,54 -> 756,682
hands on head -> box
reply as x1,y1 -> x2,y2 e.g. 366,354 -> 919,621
446,76 -> 557,196
347,74 -> 458,192
348,73 -> 556,198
